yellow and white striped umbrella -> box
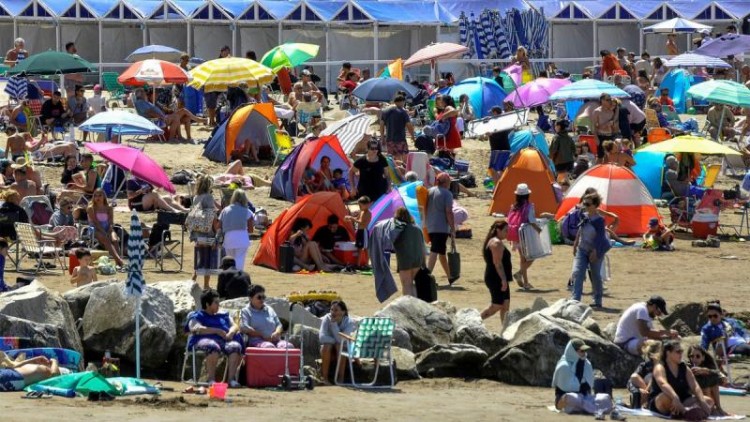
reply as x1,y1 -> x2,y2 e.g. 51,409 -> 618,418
188,57 -> 274,92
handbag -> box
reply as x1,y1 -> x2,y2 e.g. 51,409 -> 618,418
447,239 -> 460,280
414,267 -> 437,302
185,204 -> 216,234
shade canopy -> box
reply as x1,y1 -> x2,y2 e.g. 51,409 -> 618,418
84,143 -> 175,193
663,53 -> 731,68
404,42 -> 469,67
642,18 -> 712,34
549,79 -> 630,101
695,34 -> 750,58
79,111 -> 164,136
321,113 -> 373,155
7,51 -> 96,76
446,77 -> 507,118
687,80 -> 750,107
188,57 -> 274,92
640,135 -> 742,155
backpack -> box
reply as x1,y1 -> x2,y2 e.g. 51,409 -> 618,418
30,201 -> 53,225
507,202 -> 529,242
561,208 -> 585,242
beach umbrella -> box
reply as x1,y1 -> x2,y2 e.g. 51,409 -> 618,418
642,18 -> 712,34
404,42 -> 469,81
84,143 -> 175,193
79,111 -> 163,137
695,34 -> 750,58
7,51 -> 96,76
640,135 -> 742,155
663,53 -> 731,68
260,43 -> 319,73
366,181 -> 422,232
321,113 -> 373,155
623,84 -> 646,108
687,80 -> 750,136
505,77 -> 570,108
118,59 -> 191,86
549,79 -> 630,101
124,210 -> 146,379
3,76 -> 27,100
188,57 -> 273,92
126,45 -> 183,62
352,77 -> 418,102
379,58 -> 404,80
447,77 -> 506,118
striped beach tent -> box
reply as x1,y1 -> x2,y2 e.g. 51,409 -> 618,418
4,76 -> 27,100
320,113 -> 372,155
554,164 -> 661,236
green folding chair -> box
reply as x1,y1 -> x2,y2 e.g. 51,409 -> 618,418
425,98 -> 436,122
335,317 -> 395,389
266,124 -> 294,167
102,72 -> 126,102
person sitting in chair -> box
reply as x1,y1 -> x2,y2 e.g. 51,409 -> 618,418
707,103 -> 736,141
240,284 -> 293,349
40,91 -> 71,134
66,153 -> 100,196
187,288 -> 244,388
701,303 -> 750,358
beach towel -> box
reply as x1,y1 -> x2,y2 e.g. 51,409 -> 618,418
5,348 -> 82,372
0,337 -> 31,352
368,219 -> 399,303
26,371 -> 117,397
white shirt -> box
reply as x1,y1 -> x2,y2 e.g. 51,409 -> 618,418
623,99 -> 646,125
634,60 -> 653,76
614,302 -> 653,344
88,94 -> 107,115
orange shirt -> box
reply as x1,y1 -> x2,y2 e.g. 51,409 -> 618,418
602,55 -> 622,78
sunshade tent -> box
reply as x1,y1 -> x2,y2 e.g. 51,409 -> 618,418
659,69 -> 692,114
352,77 -> 418,102
640,135 -> 742,155
253,192 -> 355,271
261,43 -> 319,72
642,18 -> 712,34
270,135 -> 351,203
505,77 -> 570,108
203,103 -> 277,163
632,151 -> 668,200
488,148 -> 558,216
79,111 -> 163,137
126,45 -> 183,62
446,77 -> 506,118
188,57 -> 274,92
695,34 -> 750,58
555,164 -> 660,236
118,59 -> 191,86
320,113 -> 373,155
549,79 -> 630,101
85,143 -> 175,193
7,51 -> 96,76
664,53 -> 731,69
509,128 -> 555,170
367,181 -> 422,232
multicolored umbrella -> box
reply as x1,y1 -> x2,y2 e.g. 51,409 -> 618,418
126,45 -> 183,62
352,77 -> 418,102
84,143 -> 175,193
640,135 -> 742,155
118,59 -> 191,86
260,43 -> 319,72
367,181 -> 422,232
188,57 -> 273,92
505,77 -> 570,108
7,51 -> 96,76
549,79 -> 630,101
379,58 -> 404,80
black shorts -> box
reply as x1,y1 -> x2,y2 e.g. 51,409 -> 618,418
630,120 -> 646,134
355,228 -> 366,249
554,161 -> 574,173
486,276 -> 510,305
204,92 -> 219,109
429,232 -> 449,255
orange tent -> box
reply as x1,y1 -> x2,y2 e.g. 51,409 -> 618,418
253,192 -> 355,271
488,148 -> 559,216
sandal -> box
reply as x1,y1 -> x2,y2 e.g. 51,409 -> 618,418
513,272 -> 524,288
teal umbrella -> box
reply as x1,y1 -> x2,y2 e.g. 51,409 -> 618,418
7,50 -> 96,76
687,80 -> 750,137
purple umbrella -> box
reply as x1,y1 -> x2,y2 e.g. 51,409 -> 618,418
695,34 -> 750,58
505,77 -> 571,108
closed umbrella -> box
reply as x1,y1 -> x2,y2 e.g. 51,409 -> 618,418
79,111 -> 163,137
549,79 -> 630,101
446,77 -> 507,118
688,80 -> 750,136
124,210 -> 146,378
118,59 -> 191,86
352,77 -> 418,102
642,18 -> 712,34
126,45 -> 183,62
84,143 -> 175,193
261,43 -> 319,72
695,34 -> 750,58
505,77 -> 570,108
321,113 -> 373,155
7,51 -> 96,76
3,76 -> 27,100
640,135 -> 741,155
664,53 -> 731,68
188,57 -> 273,92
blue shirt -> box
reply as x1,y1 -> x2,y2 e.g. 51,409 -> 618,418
134,98 -> 164,119
701,318 -> 747,351
240,304 -> 281,338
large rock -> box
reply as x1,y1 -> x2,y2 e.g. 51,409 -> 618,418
602,322 -> 617,342
151,281 -> 202,380
392,327 -> 412,351
660,303 -> 706,335
0,281 -> 82,353
63,279 -> 118,321
289,326 -> 321,367
81,281 -> 175,368
486,313 -> 640,387
539,299 -> 592,325
452,308 -> 507,356
375,296 -> 453,353
416,344 -> 488,378
503,298 -> 550,330
392,346 -> 420,380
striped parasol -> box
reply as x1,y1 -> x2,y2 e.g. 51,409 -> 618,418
4,76 -> 27,100
320,113 -> 373,155
458,13 -> 471,59
492,11 -> 512,59
125,209 -> 145,378
188,57 -> 273,92
475,13 -> 489,59
480,11 -> 495,58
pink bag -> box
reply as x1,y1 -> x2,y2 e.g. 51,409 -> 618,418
507,202 -> 529,242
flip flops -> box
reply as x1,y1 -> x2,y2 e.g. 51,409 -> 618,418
22,391 -> 52,399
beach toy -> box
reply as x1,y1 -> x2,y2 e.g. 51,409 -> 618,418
687,106 -> 696,115
209,382 -> 227,400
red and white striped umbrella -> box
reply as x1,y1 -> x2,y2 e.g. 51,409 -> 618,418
118,59 -> 191,86
404,42 -> 469,67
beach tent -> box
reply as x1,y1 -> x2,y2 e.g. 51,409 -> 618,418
555,164 -> 660,236
488,148 -> 558,216
509,128 -> 555,171
203,103 -> 277,163
253,192 -> 355,271
270,135 -> 350,202
659,69 -> 692,114
367,181 -> 422,232
632,150 -> 668,199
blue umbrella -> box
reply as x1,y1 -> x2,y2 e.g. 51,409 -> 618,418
447,77 -> 506,118
695,34 -> 750,58
352,77 -> 418,102
549,79 -> 630,101
79,111 -> 164,137
125,210 -> 146,378
126,45 -> 182,62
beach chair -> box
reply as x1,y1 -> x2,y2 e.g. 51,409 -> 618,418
14,222 -> 66,274
644,108 -> 660,130
267,124 -> 294,167
102,72 -> 126,102
700,164 -> 722,189
662,105 -> 682,125
647,127 -> 672,144
149,212 -> 185,272
181,311 -> 231,386
578,134 -> 598,156
711,337 -> 735,384
335,317 -> 395,389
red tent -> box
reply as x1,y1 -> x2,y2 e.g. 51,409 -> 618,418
253,192 -> 355,270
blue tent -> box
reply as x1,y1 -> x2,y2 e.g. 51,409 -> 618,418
447,77 -> 506,118
633,150 -> 667,199
269,143 -> 304,201
203,121 -> 230,163
659,69 -> 691,114
509,128 -> 555,172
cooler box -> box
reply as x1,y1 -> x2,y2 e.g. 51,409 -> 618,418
244,347 -> 300,388
333,241 -> 367,266
691,212 -> 718,239
68,250 -> 109,275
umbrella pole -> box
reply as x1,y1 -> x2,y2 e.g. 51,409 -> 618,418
717,107 -> 726,142
135,295 -> 141,379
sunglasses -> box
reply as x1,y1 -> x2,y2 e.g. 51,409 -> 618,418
690,354 -> 703,359
255,294 -> 266,300
708,313 -> 720,319
368,147 -> 378,151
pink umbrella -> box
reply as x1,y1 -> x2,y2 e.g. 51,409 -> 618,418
85,142 -> 175,193
404,42 -> 469,67
505,78 -> 572,108
502,64 -> 523,87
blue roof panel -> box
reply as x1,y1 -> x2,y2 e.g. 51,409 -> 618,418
127,0 -> 161,18
39,0 -> 73,16
2,0 -> 30,16
81,0 -> 116,17
306,1 -> 346,21
214,0 -> 248,18
171,0 -> 202,16
355,1 -> 451,24
257,0 -> 298,20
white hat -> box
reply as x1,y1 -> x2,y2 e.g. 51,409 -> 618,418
699,29 -> 711,35
514,183 -> 531,196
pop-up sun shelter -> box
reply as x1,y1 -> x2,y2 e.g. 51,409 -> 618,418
270,135 -> 351,203
555,164 -> 661,236
203,103 -> 277,163
367,181 -> 422,232
253,192 -> 355,271
632,150 -> 668,200
488,148 -> 558,216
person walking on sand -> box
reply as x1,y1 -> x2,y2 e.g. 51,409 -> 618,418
426,173 -> 457,286
506,183 -> 540,290
480,220 -> 512,326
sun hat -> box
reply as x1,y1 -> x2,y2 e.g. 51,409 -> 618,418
571,339 -> 590,351
514,183 -> 531,196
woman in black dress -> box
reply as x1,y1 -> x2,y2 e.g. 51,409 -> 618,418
480,220 -> 512,325
349,140 -> 389,203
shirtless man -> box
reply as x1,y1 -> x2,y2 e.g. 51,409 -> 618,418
10,165 -> 38,198
4,127 -> 26,161
293,70 -> 324,104
602,140 -> 635,168
592,93 -> 618,163
14,157 -> 43,195
0,353 -> 61,392
67,153 -> 98,195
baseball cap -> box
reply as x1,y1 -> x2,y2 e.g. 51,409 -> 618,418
647,295 -> 669,315
571,339 -> 590,351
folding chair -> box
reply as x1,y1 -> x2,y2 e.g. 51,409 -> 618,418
335,317 -> 395,389
149,212 -> 185,272
181,311 -> 232,386
644,108 -> 661,130
647,127 -> 672,144
700,164 -> 722,189
662,105 -> 682,125
14,222 -> 66,274
267,124 -> 294,167
102,72 -> 127,102
711,337 -> 734,384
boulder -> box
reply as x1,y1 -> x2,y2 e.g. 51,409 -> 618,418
452,308 -> 507,356
539,299 -> 592,325
487,313 -> 639,387
416,344 -> 488,378
0,281 -> 82,353
660,303 -> 706,335
454,308 -> 482,329
392,327 -> 412,351
63,279 -> 118,321
392,346 -> 420,380
669,318 -> 695,338
583,317 -> 602,337
531,297 -> 550,312
150,280 -> 201,339
289,325 -> 321,367
219,297 -> 322,330
503,307 -> 532,329
602,322 -> 617,342
432,301 -> 458,319
375,296 -> 453,353
81,281 -> 175,368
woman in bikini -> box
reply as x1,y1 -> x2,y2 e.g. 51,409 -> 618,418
86,188 -> 124,269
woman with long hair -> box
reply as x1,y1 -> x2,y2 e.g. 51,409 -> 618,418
392,207 -> 425,297
688,345 -> 731,416
86,188 -> 124,268
480,220 -> 512,325
191,174 -> 221,288
506,183 -> 540,290
649,340 -> 714,418
433,94 -> 462,151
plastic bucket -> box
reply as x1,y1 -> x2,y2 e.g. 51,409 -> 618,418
210,382 -> 227,400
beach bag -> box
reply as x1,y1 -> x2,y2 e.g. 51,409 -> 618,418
185,204 -> 216,234
96,256 -> 116,275
519,222 -> 552,260
561,208 -> 584,242
506,203 -> 529,242
423,120 -> 449,137
447,241 -> 460,280
414,267 -> 437,302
